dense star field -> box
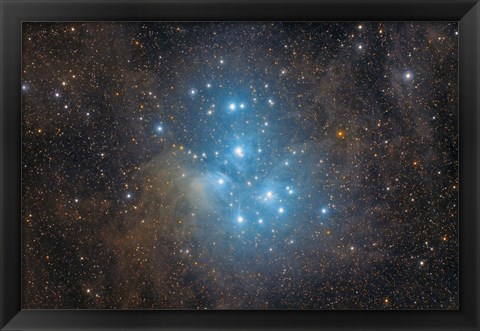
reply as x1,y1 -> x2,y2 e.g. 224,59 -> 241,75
22,22 -> 458,309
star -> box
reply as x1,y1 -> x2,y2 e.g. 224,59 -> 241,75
404,71 -> 414,81
234,147 -> 244,158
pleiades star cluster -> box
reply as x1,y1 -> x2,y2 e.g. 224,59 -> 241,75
21,22 -> 458,309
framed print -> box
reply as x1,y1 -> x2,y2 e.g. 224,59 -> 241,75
1,0 -> 479,330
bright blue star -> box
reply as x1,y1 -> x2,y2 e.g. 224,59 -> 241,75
404,71 -> 414,81
234,146 -> 244,158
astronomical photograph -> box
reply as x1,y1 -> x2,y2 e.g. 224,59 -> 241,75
22,22 -> 458,309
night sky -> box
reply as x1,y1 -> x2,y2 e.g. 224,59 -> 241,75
22,22 -> 458,309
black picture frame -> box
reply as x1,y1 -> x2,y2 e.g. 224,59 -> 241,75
1,0 -> 479,330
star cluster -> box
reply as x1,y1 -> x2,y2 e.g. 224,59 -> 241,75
22,22 -> 458,309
